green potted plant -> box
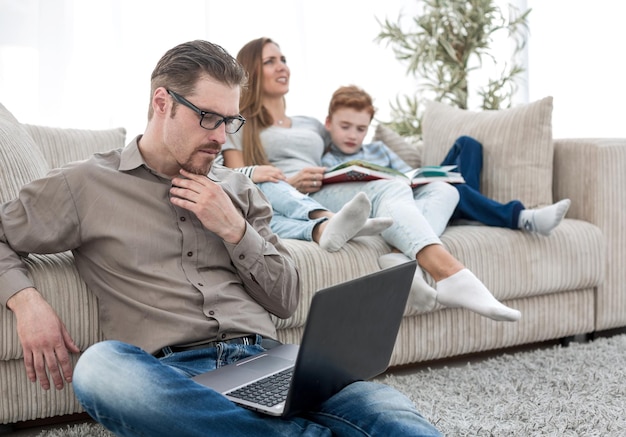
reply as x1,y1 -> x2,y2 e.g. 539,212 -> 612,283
375,0 -> 531,138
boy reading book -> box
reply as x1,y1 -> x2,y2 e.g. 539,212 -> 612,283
322,85 -> 571,237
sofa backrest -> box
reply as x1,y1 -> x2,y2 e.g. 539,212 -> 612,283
0,103 -> 50,203
23,124 -> 126,170
0,102 -> 126,203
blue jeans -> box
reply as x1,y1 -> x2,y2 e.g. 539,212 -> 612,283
73,340 -> 441,437
442,136 -> 524,229
311,179 -> 458,259
258,181 -> 327,241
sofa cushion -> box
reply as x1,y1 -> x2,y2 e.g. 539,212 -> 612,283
274,218 -> 605,345
438,220 -> 604,302
23,124 -> 126,169
421,97 -> 554,209
0,103 -> 50,203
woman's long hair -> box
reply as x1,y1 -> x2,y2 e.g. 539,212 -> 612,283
236,37 -> 280,166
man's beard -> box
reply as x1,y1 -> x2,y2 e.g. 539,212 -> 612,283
180,149 -> 216,175
180,160 -> 212,176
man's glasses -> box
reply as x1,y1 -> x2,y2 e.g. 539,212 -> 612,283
167,89 -> 246,134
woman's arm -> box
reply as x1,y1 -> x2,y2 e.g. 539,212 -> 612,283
222,149 -> 246,167
222,145 -> 323,193
222,150 -> 287,184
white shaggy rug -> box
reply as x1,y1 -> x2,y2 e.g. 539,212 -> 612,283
382,334 -> 626,436
38,334 -> 626,436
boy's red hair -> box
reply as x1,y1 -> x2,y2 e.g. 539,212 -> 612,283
327,85 -> 376,121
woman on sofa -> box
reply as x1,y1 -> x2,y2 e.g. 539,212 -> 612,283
222,36 -> 521,323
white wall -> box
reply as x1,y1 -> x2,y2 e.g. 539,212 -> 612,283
0,0 -> 623,140
527,0 -> 625,138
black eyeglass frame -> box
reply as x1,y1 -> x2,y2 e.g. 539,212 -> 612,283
166,89 -> 246,134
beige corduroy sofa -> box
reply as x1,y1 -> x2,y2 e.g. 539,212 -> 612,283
1,96 -> 625,426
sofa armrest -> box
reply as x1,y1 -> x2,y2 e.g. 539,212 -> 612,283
553,138 -> 626,330
553,138 -> 626,222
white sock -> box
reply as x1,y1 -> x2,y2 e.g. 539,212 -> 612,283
518,199 -> 571,236
354,217 -> 394,237
319,192 -> 371,252
378,253 -> 437,314
436,268 -> 521,322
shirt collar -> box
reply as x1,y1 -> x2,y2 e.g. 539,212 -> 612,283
119,135 -> 146,172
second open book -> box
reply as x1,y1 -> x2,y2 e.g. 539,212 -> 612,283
323,159 -> 465,187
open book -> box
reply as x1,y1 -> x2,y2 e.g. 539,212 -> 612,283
323,159 -> 465,187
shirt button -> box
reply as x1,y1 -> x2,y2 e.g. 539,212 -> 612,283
198,283 -> 204,287
187,251 -> 193,257
239,254 -> 245,260
221,333 -> 227,339
209,310 -> 215,315
180,216 -> 186,221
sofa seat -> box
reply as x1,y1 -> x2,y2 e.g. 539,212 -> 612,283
276,218 -> 604,363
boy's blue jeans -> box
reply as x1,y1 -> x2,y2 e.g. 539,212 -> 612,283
442,136 -> 524,229
73,340 -> 441,437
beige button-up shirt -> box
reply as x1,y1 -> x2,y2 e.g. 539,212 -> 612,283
0,136 -> 299,354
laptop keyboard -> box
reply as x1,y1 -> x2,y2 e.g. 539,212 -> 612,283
229,368 -> 293,407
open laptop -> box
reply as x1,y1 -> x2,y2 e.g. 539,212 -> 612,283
192,260 -> 416,417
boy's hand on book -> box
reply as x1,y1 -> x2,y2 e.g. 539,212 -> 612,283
288,167 -> 325,194
251,165 -> 287,183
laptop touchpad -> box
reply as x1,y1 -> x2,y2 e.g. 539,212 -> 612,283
192,353 -> 294,393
